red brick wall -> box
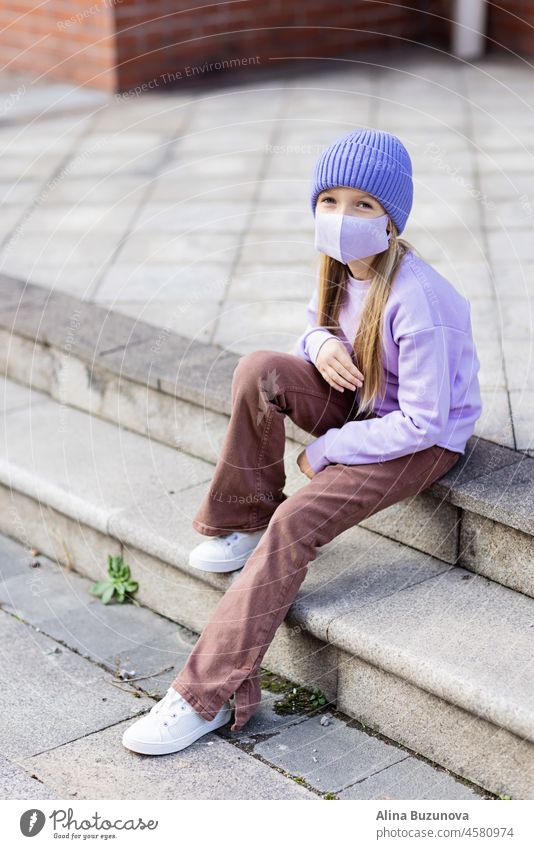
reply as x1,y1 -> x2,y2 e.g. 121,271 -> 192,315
0,1 -> 117,90
3,0 -> 532,94
113,0 -> 448,91
486,0 -> 534,55
0,0 -> 451,93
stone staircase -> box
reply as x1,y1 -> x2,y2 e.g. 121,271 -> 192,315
0,273 -> 533,798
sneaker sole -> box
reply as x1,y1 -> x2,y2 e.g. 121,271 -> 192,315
188,549 -> 255,573
121,705 -> 233,755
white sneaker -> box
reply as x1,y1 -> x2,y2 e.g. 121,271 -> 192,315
188,528 -> 268,573
121,686 -> 233,755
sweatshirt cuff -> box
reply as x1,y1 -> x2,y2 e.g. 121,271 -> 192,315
305,435 -> 330,474
305,329 -> 336,365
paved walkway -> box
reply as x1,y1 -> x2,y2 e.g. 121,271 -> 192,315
0,531 -> 490,800
0,51 -> 532,456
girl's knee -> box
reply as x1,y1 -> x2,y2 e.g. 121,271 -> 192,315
234,349 -> 300,378
232,350 -> 273,389
270,497 -> 323,551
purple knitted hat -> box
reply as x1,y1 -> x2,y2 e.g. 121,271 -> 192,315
310,127 -> 413,234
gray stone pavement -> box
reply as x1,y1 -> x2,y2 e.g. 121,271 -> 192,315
0,529 -> 491,800
0,52 -> 533,455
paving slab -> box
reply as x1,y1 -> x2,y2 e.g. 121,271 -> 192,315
112,231 -> 240,266
476,388 -> 515,449
213,297 -> 317,354
150,177 -> 259,203
0,754 -> 57,800
219,691 -> 311,742
0,263 -> 102,298
0,179 -> 43,205
35,176 -> 149,206
338,755 -> 486,800
21,204 -> 140,233
0,612 -> 152,761
503,337 -> 534,391
0,82 -> 108,124
100,299 -> 223,343
6,232 -> 121,267
96,262 -> 229,302
135,201 -> 251,233
252,714 -> 407,794
226,265 -> 316,301
0,543 -> 197,688
22,721 -> 317,800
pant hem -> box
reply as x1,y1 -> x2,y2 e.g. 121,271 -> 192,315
171,681 -> 222,723
192,519 -> 273,536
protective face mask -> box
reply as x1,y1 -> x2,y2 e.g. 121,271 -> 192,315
314,211 -> 392,263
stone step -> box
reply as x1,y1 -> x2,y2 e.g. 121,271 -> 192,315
0,374 -> 533,798
1,274 -> 532,598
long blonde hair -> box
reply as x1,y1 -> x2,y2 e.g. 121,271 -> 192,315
316,220 -> 420,414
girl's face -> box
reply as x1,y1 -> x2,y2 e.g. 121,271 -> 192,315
316,186 -> 387,218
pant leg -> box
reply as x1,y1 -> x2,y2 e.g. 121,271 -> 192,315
173,441 -> 461,731
191,349 -> 367,536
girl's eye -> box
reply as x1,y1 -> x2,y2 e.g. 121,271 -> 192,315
320,197 -> 372,208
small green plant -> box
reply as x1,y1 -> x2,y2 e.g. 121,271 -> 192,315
259,671 -> 329,716
90,554 -> 139,605
309,687 -> 327,709
260,670 -> 288,693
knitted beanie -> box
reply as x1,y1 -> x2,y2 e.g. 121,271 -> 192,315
310,127 -> 413,235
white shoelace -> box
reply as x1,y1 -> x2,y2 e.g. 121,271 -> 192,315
151,690 -> 189,720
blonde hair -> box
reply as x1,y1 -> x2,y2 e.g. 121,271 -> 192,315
315,219 -> 420,414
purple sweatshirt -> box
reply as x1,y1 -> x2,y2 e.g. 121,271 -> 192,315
293,248 -> 482,474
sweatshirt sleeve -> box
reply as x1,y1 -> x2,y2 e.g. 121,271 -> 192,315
305,324 -> 460,473
293,285 -> 337,364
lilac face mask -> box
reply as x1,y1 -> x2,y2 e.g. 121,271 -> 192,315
314,211 -> 392,263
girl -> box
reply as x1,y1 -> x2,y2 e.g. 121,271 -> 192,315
122,127 -> 482,755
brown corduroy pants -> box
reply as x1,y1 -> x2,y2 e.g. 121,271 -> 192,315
171,349 -> 461,732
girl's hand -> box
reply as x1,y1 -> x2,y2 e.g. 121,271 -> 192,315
297,448 -> 315,479
315,338 -> 364,393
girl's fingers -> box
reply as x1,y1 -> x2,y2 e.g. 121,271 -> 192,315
323,360 -> 363,390
324,366 -> 351,391
334,354 -> 364,382
333,361 -> 363,389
